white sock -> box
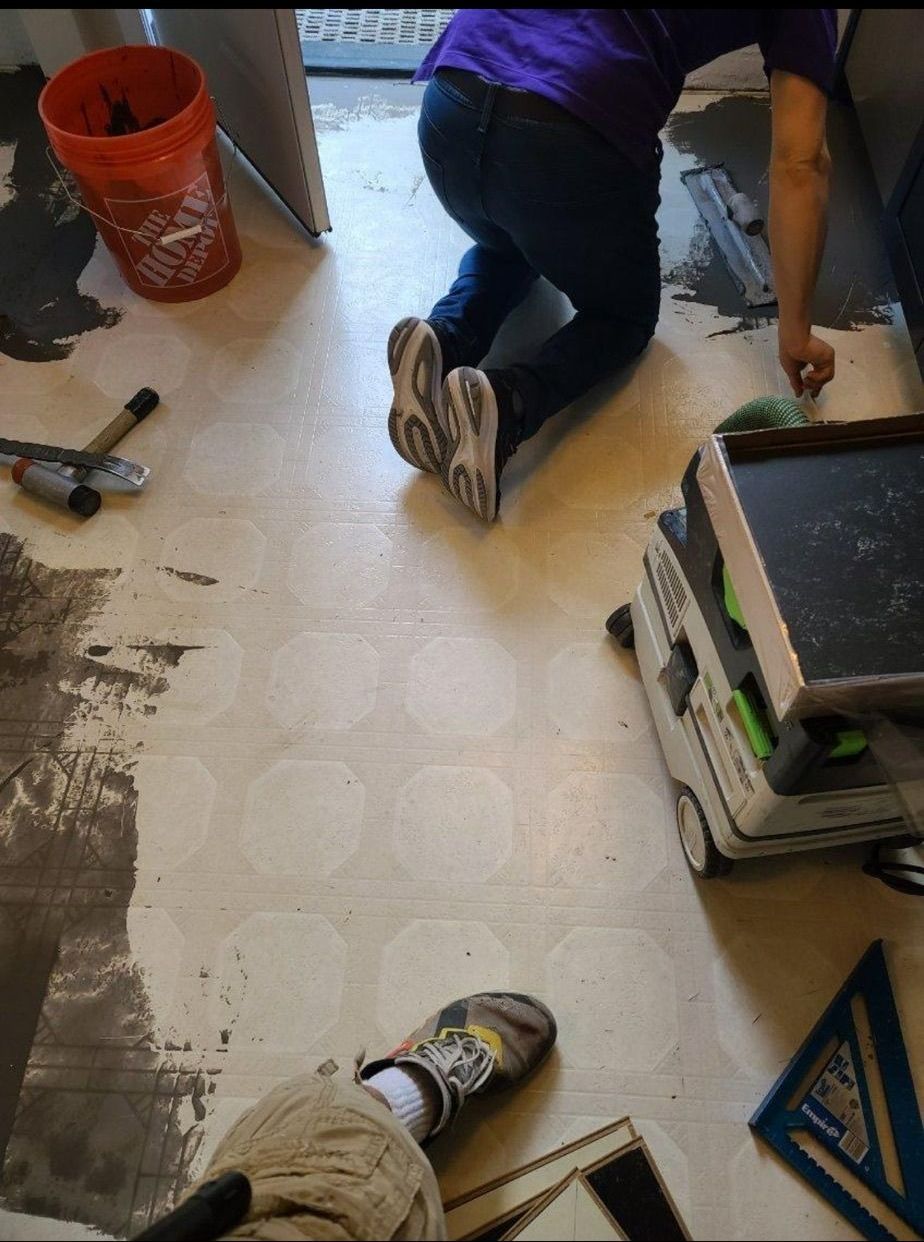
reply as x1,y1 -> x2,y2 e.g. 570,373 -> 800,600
366,1064 -> 439,1143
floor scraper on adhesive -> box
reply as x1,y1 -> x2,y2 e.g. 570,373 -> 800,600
606,400 -> 924,885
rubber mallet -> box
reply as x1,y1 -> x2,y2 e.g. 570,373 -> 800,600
12,388 -> 159,516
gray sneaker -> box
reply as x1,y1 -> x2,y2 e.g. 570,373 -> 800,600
442,367 -> 523,521
387,317 -> 447,473
361,991 -> 557,1138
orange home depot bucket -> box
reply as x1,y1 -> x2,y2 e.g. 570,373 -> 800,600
39,45 -> 242,302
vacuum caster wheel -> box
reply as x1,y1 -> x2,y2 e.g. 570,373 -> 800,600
676,787 -> 733,878
605,603 -> 635,648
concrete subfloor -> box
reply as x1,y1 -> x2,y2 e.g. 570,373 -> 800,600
1,76 -> 923,1241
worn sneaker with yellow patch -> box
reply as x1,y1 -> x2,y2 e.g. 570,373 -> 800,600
360,992 -> 556,1138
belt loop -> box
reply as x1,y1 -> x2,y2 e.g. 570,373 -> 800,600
477,81 -> 498,134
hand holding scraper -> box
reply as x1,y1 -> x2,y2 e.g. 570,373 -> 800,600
2,387 -> 159,516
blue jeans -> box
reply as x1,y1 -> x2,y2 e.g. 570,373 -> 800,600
420,73 -> 662,440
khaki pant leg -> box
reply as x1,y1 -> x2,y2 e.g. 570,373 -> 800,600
186,1073 -> 447,1241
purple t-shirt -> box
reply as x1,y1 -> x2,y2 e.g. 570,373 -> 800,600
416,9 -> 837,166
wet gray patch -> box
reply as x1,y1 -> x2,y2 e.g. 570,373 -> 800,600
159,566 -> 219,586
0,533 -> 218,1236
0,66 -> 122,363
664,95 -> 894,331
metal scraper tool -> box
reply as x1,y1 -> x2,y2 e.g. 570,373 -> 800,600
681,162 -> 777,308
0,439 -> 150,486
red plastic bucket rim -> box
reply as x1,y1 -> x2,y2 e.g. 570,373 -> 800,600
39,44 -> 213,169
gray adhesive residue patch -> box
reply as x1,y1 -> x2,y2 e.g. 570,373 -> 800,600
663,95 -> 894,332
0,533 -> 218,1236
159,566 -> 220,586
0,66 -> 122,363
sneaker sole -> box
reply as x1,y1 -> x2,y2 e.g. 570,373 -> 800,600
387,318 -> 446,474
443,368 -> 499,521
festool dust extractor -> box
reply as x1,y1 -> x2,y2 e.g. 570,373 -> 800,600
607,403 -> 924,878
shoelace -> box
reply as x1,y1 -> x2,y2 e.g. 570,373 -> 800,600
413,1032 -> 496,1103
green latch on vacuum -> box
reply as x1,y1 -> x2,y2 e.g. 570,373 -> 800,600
831,729 -> 867,759
732,688 -> 774,760
722,564 -> 748,631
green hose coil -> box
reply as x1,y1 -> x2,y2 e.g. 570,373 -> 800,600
714,396 -> 810,434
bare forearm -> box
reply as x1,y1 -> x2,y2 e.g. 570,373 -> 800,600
769,155 -> 830,342
767,71 -> 835,395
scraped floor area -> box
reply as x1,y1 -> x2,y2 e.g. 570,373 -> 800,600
2,79 -> 923,1242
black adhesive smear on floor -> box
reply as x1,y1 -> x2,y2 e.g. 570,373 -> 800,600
663,95 -> 894,331
0,533 -> 217,1236
87,644 -> 112,656
0,66 -> 122,363
0,754 -> 34,794
707,325 -> 749,339
159,566 -> 220,586
127,641 -> 208,663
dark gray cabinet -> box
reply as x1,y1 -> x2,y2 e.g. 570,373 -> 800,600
885,124 -> 924,371
845,8 -> 924,373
